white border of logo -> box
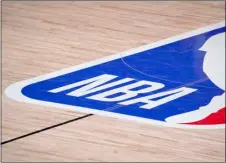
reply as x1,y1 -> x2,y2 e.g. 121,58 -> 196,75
5,21 -> 225,129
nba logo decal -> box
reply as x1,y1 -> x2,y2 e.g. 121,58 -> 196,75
5,21 -> 225,129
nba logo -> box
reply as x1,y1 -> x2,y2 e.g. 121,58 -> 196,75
5,21 -> 225,129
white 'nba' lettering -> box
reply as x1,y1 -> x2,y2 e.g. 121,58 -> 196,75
49,74 -> 197,109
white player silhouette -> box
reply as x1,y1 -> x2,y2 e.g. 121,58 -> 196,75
166,32 -> 225,124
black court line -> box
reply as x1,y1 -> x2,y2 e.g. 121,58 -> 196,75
1,113 -> 94,145
1,104 -> 124,145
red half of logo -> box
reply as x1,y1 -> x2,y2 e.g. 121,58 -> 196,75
183,107 -> 225,125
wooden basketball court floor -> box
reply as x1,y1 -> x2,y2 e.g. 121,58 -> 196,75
1,1 -> 225,162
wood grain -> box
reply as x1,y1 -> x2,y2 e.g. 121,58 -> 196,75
2,1 -> 225,162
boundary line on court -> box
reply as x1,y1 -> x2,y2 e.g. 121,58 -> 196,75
1,113 -> 94,145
